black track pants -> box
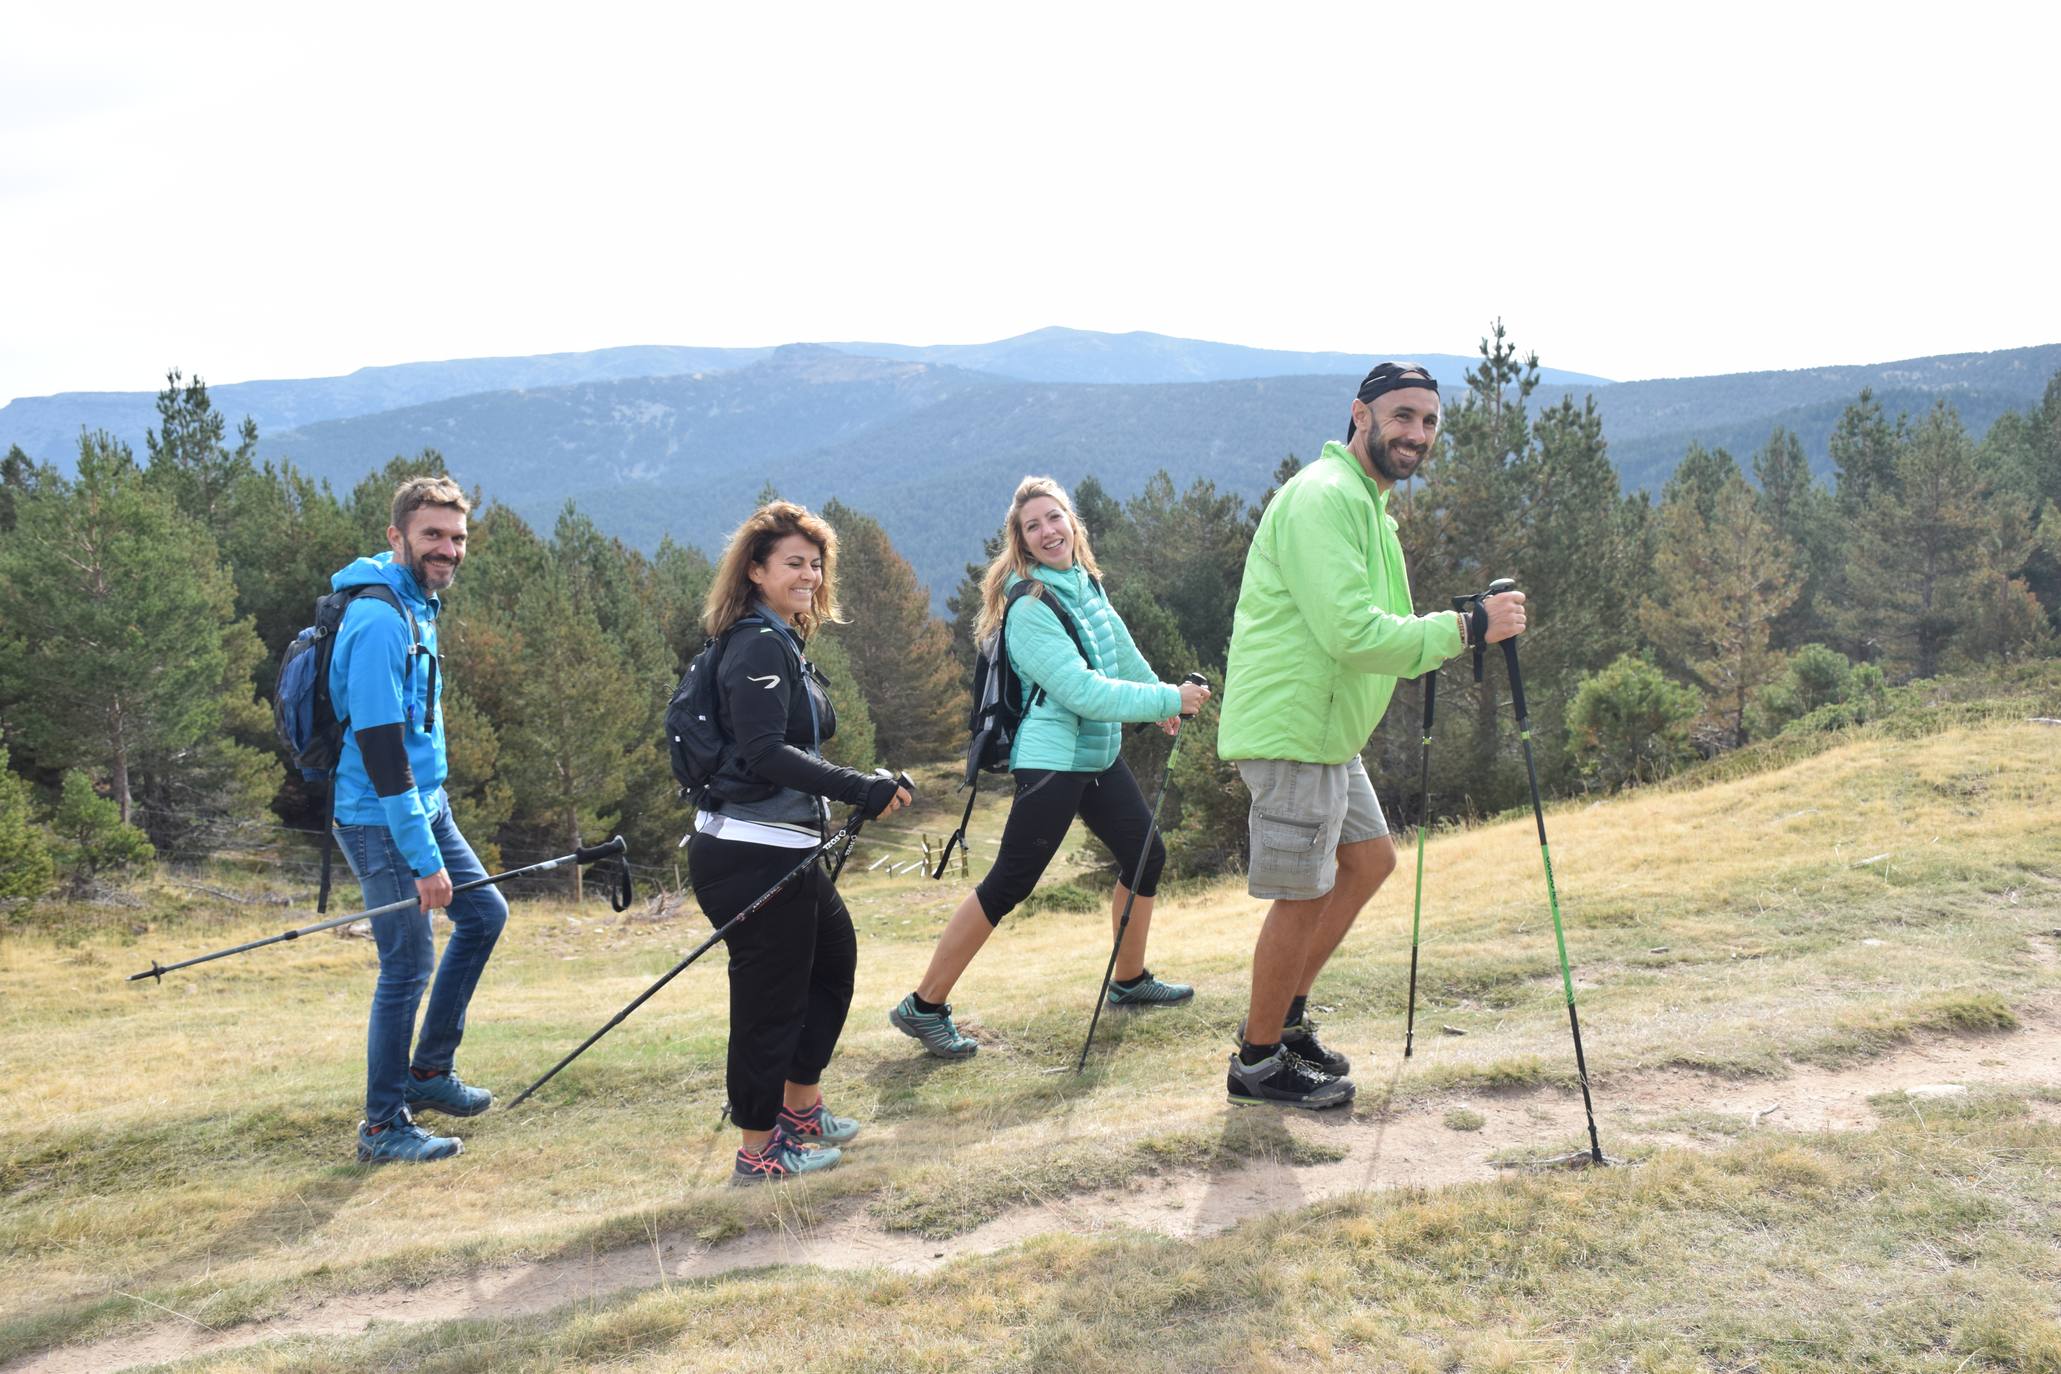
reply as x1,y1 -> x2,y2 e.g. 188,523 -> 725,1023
687,830 -> 857,1132
973,759 -> 1166,925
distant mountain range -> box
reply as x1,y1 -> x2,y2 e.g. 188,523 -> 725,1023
3,328 -> 2053,603
0,326 -> 1605,464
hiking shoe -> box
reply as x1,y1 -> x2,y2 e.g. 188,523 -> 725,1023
404,1068 -> 493,1118
1282,1014 -> 1352,1078
1237,1016 -> 1352,1078
1226,1047 -> 1356,1111
1105,969 -> 1195,1008
889,994 -> 978,1059
777,1098 -> 861,1145
356,1112 -> 463,1164
734,1136 -> 842,1184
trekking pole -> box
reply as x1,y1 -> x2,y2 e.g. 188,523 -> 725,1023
1477,579 -> 1606,1165
126,837 -> 631,984
509,773 -> 911,1108
1403,668 -> 1437,1058
1076,674 -> 1208,1073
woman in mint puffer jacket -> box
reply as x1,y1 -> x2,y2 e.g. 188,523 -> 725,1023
889,476 -> 1211,1059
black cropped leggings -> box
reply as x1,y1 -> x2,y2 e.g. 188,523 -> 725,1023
973,760 -> 1166,926
687,830 -> 856,1133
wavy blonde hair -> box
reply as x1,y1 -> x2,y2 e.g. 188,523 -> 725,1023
702,501 -> 847,640
972,476 -> 1104,643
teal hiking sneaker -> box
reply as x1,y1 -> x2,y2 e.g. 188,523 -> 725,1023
889,993 -> 978,1059
404,1068 -> 493,1118
734,1135 -> 842,1184
776,1098 -> 861,1145
355,1111 -> 463,1164
1105,969 -> 1194,1008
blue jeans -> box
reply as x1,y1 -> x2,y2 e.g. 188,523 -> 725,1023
334,808 -> 508,1127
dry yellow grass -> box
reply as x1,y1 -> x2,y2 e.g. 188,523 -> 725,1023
2,721 -> 2057,1367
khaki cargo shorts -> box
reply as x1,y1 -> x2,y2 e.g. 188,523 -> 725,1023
1233,756 -> 1389,901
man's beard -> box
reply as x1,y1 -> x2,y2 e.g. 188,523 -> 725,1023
403,537 -> 459,591
1367,434 -> 1427,483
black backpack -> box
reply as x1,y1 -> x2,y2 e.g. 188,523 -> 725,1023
664,612 -> 805,810
272,582 -> 427,911
931,579 -> 1089,878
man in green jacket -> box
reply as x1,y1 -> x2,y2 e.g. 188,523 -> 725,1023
1219,362 -> 1527,1109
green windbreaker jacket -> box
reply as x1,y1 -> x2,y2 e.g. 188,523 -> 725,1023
1218,441 -> 1462,764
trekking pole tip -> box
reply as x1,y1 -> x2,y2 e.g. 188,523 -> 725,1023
126,960 -> 166,984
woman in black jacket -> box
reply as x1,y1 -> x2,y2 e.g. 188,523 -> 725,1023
689,501 -> 910,1183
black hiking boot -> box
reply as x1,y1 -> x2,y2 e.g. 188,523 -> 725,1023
1226,1046 -> 1355,1111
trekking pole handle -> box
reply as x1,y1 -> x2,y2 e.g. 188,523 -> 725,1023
1478,578 -> 1524,723
1423,667 -> 1437,731
1178,672 -> 1209,718
574,836 -> 628,865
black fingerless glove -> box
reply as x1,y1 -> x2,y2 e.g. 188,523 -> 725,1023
861,774 -> 901,819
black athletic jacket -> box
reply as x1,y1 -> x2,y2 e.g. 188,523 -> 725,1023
705,615 -> 883,834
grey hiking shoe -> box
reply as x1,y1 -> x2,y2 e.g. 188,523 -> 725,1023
404,1068 -> 493,1118
1227,1047 -> 1355,1111
1105,969 -> 1194,1008
355,1111 -> 463,1164
890,993 -> 978,1059
734,1135 -> 842,1183
777,1098 -> 861,1145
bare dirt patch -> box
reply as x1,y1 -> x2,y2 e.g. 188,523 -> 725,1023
12,1017 -> 2057,1374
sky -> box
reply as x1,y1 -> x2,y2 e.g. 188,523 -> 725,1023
2,2 -> 2055,404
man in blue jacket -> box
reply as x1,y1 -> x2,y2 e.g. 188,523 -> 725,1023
330,476 -> 506,1164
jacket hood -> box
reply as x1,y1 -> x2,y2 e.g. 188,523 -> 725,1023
331,552 -> 431,608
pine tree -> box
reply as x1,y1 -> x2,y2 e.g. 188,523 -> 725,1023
1663,442 -> 1743,521
1118,474 -> 1251,669
0,432 -> 266,825
220,459 -> 361,692
652,537 -> 715,670
0,746 -> 54,903
1979,371 -> 2061,629
1565,654 -> 1702,791
946,532 -> 1005,682
144,370 -> 256,540
819,499 -> 960,764
1752,428 -> 1836,649
809,628 -> 878,773
50,770 -> 154,896
1642,475 -> 1799,746
496,563 -> 644,901
1840,402 -> 1992,679
1829,388 -> 1905,517
0,444 -> 38,535
347,450 -> 452,545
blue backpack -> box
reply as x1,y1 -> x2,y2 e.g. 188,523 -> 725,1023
273,584 -> 426,782
273,584 -> 429,911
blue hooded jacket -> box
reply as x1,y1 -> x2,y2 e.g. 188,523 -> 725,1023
326,553 -> 446,877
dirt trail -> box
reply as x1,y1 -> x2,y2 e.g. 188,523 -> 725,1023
11,1022 -> 2057,1374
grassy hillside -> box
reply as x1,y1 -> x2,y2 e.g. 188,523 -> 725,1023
2,716 -> 2056,1370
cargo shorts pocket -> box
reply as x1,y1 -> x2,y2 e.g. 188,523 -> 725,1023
1249,813 -> 1325,892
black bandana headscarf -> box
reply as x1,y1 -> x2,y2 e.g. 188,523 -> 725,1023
1345,362 -> 1439,442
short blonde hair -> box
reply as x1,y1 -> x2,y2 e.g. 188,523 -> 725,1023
391,476 -> 471,533
702,501 -> 847,641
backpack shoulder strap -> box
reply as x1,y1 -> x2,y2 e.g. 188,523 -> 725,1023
343,583 -> 418,646
1007,579 -> 1089,661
